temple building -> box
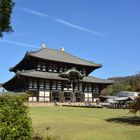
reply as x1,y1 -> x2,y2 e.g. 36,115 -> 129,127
3,44 -> 113,102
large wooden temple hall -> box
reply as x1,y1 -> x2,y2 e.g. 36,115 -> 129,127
3,44 -> 113,102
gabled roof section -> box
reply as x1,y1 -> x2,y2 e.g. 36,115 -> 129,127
28,48 -> 102,67
59,67 -> 83,79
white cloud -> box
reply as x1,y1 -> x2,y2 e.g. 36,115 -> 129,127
23,8 -> 50,18
22,8 -> 103,36
1,39 -> 39,48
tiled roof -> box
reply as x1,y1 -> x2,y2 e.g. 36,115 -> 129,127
28,48 -> 102,67
17,70 -> 67,81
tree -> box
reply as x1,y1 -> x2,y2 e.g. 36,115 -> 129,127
0,0 -> 15,37
130,95 -> 140,115
101,73 -> 140,96
0,93 -> 32,140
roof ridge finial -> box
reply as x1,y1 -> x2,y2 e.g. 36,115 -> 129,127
42,43 -> 47,49
60,46 -> 64,52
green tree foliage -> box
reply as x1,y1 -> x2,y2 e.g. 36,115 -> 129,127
130,95 -> 140,114
0,93 -> 32,140
102,73 -> 140,96
0,0 -> 14,37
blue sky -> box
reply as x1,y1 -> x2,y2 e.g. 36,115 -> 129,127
0,0 -> 140,83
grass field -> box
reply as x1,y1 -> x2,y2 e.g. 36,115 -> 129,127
30,106 -> 140,140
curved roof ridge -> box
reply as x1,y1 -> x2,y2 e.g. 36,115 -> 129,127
27,48 -> 45,54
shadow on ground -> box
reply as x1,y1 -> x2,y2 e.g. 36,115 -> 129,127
106,116 -> 140,125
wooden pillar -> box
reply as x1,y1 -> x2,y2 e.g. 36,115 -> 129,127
72,82 -> 75,102
70,92 -> 73,102
61,81 -> 64,102
80,92 -> 84,102
59,91 -> 64,102
49,80 -> 53,102
82,83 -> 86,102
50,91 -> 52,102
26,78 -> 29,91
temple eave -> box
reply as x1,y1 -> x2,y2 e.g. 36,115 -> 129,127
3,70 -> 113,91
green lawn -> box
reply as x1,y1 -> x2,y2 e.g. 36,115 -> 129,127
30,106 -> 140,140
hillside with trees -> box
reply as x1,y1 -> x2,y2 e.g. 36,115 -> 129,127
102,73 -> 140,96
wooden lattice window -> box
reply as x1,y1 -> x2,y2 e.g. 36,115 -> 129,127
29,79 -> 37,89
53,64 -> 57,72
88,84 -> 92,92
85,93 -> 92,102
42,64 -> 46,71
39,91 -> 50,102
52,81 -> 57,90
39,80 -> 44,89
37,63 -> 41,71
93,85 -> 99,93
57,81 -> 62,90
48,64 -> 53,72
45,80 -> 50,90
59,67 -> 63,73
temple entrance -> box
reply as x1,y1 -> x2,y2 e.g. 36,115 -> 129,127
52,91 -> 60,102
75,92 -> 81,102
64,92 -> 71,102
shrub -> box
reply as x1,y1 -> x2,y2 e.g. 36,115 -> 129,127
0,93 -> 32,140
130,95 -> 140,114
